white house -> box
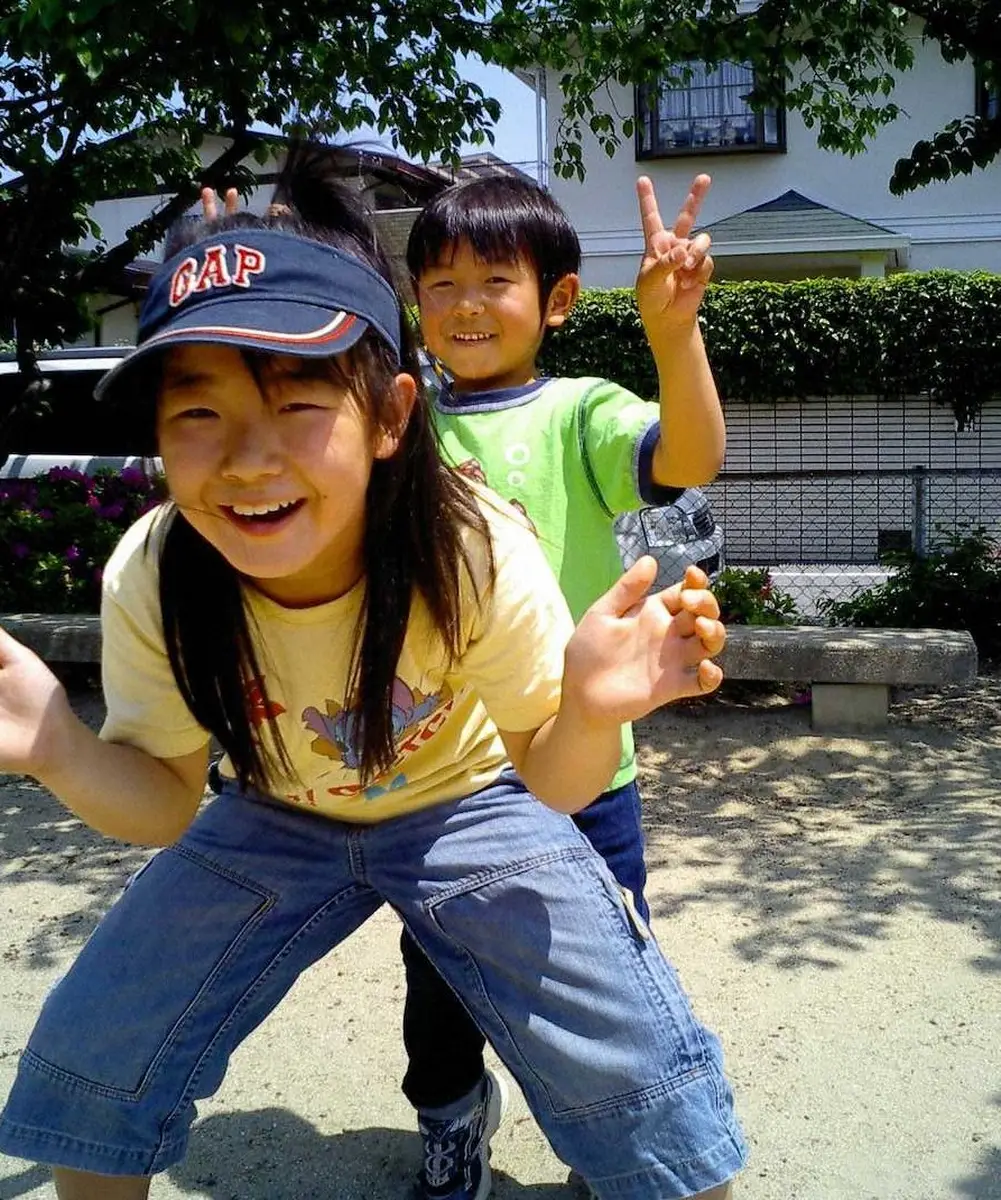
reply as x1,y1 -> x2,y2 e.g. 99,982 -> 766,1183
524,24 -> 1001,285
517,29 -> 1001,581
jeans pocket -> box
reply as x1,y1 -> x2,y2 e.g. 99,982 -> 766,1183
27,846 -> 274,1100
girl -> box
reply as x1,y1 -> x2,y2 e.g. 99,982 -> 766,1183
0,156 -> 746,1200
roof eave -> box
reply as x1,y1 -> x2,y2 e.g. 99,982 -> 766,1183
710,235 -> 910,256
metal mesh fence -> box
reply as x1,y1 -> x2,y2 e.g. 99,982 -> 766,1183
615,396 -> 1001,623
699,395 -> 1001,623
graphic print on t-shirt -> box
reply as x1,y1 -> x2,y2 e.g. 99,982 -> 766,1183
302,678 -> 455,772
455,457 -> 538,536
245,676 -> 286,725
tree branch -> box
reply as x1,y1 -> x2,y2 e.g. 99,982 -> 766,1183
76,132 -> 256,294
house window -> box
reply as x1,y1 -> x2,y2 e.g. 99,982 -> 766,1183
636,62 -> 785,158
976,69 -> 999,121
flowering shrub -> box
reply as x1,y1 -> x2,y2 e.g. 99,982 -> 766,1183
0,467 -> 163,613
820,528 -> 1001,660
713,567 -> 799,626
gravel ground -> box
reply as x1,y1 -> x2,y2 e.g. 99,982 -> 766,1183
1,675 -> 999,1199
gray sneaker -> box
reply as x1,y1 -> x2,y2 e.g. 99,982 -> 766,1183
416,1069 -> 509,1200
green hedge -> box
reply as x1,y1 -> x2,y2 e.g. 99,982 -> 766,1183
539,270 -> 1001,427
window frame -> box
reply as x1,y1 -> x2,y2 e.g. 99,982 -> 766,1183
975,68 -> 999,123
634,63 -> 787,160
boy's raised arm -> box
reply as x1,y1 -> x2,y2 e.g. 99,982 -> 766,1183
635,174 -> 726,488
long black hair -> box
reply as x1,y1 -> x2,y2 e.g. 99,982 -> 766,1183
154,145 -> 493,789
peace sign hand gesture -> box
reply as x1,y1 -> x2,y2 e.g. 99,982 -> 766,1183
201,187 -> 240,221
635,174 -> 714,339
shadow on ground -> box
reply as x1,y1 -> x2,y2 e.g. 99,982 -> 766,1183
0,773 -> 150,971
0,1109 -> 578,1200
953,1093 -> 1001,1200
635,679 -> 1001,974
168,1106 -> 577,1199
0,1163 -> 49,1200
0,686 -> 152,969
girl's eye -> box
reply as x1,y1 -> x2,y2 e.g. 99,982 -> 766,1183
280,401 -> 323,413
487,276 -> 512,285
174,406 -> 218,421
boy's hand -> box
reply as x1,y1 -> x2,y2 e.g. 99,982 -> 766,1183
0,626 -> 73,779
564,559 -> 725,727
635,174 -> 714,337
201,186 -> 239,221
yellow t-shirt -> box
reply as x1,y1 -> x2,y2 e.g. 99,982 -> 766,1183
99,493 -> 574,823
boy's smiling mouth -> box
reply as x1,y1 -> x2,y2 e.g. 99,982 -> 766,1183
451,332 -> 494,343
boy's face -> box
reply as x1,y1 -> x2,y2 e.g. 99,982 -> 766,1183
416,240 -> 577,393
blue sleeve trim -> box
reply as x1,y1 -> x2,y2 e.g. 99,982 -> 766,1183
636,420 -> 686,506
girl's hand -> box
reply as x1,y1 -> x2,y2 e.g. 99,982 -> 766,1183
635,174 -> 715,337
0,626 -> 73,779
564,559 -> 725,727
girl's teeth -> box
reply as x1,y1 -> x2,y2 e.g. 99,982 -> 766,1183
231,500 -> 296,517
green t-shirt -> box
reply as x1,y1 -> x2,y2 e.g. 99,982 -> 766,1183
432,375 -> 662,790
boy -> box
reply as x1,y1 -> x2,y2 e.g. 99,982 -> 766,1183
205,175 -> 728,1200
403,172 -> 726,1200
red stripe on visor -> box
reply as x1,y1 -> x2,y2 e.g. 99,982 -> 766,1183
142,312 -> 357,349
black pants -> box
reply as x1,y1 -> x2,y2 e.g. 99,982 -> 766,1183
400,780 -> 649,1110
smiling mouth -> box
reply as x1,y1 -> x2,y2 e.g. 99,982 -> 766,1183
451,332 -> 494,343
222,499 -> 306,529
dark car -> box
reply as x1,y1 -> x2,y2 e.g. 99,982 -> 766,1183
0,346 -> 143,456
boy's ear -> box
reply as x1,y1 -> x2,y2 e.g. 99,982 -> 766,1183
544,273 -> 581,329
374,372 -> 418,459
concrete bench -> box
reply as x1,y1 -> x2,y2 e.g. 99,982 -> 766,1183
719,625 -> 979,731
1,615 -> 979,733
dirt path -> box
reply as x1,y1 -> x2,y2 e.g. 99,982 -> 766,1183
2,680 -> 999,1199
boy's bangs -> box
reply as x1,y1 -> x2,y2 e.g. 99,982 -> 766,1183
407,177 -> 581,295
425,210 -> 527,271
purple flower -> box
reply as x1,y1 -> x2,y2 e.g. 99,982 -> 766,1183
65,545 -> 82,562
120,467 -> 147,487
11,542 -> 30,559
47,466 -> 87,484
0,481 -> 34,505
98,501 -> 125,520
37,508 -> 54,520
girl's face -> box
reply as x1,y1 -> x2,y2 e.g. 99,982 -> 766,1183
156,344 -> 414,607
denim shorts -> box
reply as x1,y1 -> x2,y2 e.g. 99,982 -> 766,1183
571,778 -> 650,921
0,775 -> 747,1198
